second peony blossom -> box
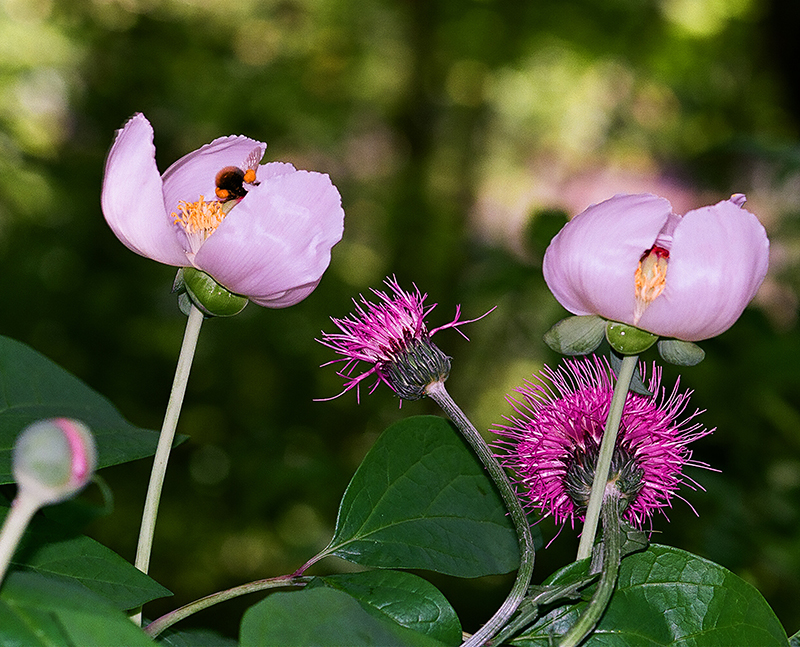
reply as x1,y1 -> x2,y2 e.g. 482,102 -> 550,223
101,113 -> 344,308
543,193 -> 769,342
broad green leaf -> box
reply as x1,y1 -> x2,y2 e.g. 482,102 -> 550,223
324,415 -> 519,577
0,570 -> 156,646
156,627 -> 239,646
2,502 -> 171,609
240,586 -> 448,647
315,570 -> 462,645
0,335 -> 163,484
513,544 -> 789,646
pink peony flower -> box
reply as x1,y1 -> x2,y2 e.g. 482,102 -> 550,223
543,193 -> 769,341
493,356 -> 712,529
318,277 -> 483,401
101,113 -> 344,308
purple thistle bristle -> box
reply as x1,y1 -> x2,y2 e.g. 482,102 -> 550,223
493,355 -> 713,530
317,276 -> 490,401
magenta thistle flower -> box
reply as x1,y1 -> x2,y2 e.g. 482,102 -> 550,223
543,193 -> 769,341
101,113 -> 344,308
493,355 -> 712,529
318,277 -> 486,401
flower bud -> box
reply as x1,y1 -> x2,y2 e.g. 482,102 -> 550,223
181,267 -> 248,317
12,418 -> 97,506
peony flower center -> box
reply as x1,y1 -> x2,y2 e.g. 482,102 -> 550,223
172,195 -> 228,254
633,244 -> 669,324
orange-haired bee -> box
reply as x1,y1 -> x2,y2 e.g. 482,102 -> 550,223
214,146 -> 264,202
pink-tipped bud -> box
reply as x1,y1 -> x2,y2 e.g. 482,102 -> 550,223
12,418 -> 97,506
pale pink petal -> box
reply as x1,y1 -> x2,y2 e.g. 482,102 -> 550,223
193,170 -> 344,308
161,135 -> 266,215
101,114 -> 188,265
250,280 -> 321,308
543,194 -> 673,324
637,197 -> 769,340
256,161 -> 297,181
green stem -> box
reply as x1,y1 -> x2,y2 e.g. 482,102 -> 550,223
558,489 -> 622,647
132,304 -> 204,620
145,574 -> 311,638
576,355 -> 637,561
425,380 -> 535,647
0,492 -> 40,584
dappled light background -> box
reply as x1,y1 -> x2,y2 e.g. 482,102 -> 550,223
2,0 -> 800,638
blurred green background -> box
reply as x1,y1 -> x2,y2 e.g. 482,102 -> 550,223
2,0 -> 800,638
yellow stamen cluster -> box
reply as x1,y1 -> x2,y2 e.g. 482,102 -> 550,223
633,246 -> 669,324
172,195 -> 225,240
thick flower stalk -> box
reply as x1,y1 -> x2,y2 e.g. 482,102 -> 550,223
494,355 -> 712,530
543,193 -> 769,342
102,113 -> 344,308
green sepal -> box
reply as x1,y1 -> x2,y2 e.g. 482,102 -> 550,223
179,268 -> 248,317
657,339 -> 705,366
590,517 -> 649,573
609,351 -> 652,397
605,321 -> 658,355
543,315 -> 606,355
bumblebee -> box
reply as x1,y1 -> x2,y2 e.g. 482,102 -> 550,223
214,146 -> 264,202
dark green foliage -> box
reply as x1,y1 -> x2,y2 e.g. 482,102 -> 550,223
0,571 -> 156,646
0,336 -> 162,484
514,545 -> 789,646
324,416 -> 518,577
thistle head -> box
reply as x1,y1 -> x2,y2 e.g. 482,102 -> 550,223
494,356 -> 713,530
318,277 -> 488,401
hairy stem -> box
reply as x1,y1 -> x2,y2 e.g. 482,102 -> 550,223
426,380 -> 535,647
132,304 -> 204,622
576,355 -> 637,561
0,492 -> 40,584
558,489 -> 622,647
146,574 -> 311,638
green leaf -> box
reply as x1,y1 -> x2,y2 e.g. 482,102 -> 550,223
156,627 -> 238,646
240,586 -> 448,647
2,502 -> 171,609
513,544 -> 789,646
315,570 -> 462,645
543,315 -> 606,355
0,570 -> 156,646
0,335 -> 163,484
323,415 -> 519,577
